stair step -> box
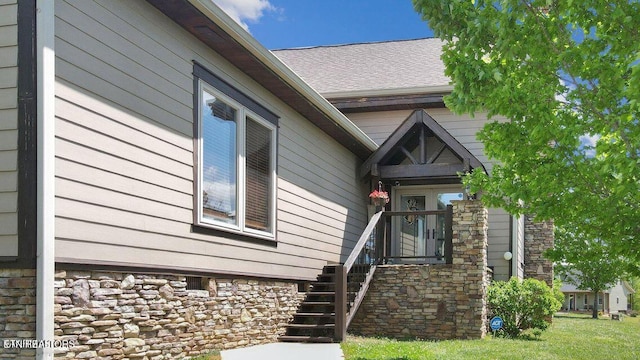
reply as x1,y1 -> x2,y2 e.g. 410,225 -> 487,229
286,323 -> 335,329
301,301 -> 334,306
279,335 -> 334,343
323,266 -> 338,273
295,312 -> 335,317
306,291 -> 335,296
318,272 -> 336,277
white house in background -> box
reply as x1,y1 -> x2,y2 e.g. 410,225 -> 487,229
561,280 -> 635,313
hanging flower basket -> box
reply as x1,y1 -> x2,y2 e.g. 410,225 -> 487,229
369,182 -> 389,207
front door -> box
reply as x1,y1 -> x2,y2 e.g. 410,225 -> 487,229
392,186 -> 463,264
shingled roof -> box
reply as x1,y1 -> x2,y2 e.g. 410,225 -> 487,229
272,38 -> 449,96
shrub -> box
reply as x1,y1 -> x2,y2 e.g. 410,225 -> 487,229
487,277 -> 562,338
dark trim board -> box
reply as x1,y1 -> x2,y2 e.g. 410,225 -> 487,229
329,93 -> 446,113
3,0 -> 38,269
379,164 -> 467,179
56,260 -> 316,282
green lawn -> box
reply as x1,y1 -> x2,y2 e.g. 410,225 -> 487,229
342,313 -> 640,360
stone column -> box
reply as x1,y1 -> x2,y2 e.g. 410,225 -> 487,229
451,200 -> 489,339
524,216 -> 554,287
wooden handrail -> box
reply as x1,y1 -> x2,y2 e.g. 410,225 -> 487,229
343,211 -> 384,273
335,211 -> 384,341
346,265 -> 376,329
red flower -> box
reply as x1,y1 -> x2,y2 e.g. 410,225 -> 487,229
369,189 -> 389,204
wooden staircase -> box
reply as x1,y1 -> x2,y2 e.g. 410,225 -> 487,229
280,211 -> 385,343
279,265 -> 338,343
280,264 -> 372,343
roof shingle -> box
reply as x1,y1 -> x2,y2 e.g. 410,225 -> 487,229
272,38 -> 449,95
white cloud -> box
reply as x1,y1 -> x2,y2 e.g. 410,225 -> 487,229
212,0 -> 274,32
579,133 -> 600,158
579,134 -> 600,148
202,165 -> 236,213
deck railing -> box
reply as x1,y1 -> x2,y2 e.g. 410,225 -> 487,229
334,205 -> 453,340
380,206 -> 453,265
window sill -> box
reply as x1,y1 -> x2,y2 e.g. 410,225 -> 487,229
191,224 -> 277,246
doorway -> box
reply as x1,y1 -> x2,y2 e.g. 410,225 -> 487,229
392,186 -> 463,264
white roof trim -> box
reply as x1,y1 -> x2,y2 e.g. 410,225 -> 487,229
187,0 -> 378,152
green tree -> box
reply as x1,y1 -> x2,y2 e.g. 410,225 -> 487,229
487,277 -> 561,338
630,277 -> 640,312
546,226 -> 630,318
413,1 -> 640,264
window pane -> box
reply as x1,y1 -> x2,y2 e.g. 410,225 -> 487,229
245,117 -> 272,232
202,91 -> 237,225
400,195 -> 426,257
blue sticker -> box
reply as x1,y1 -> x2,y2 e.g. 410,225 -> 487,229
490,316 -> 503,331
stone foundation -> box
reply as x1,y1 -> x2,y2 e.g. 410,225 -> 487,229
53,270 -> 302,359
0,268 -> 37,360
524,216 -> 554,287
349,200 -> 488,340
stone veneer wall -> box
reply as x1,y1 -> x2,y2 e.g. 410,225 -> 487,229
0,269 -> 37,360
349,200 -> 489,340
524,216 -> 554,287
53,270 -> 302,359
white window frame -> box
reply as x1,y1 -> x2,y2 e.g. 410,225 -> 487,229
195,78 -> 277,240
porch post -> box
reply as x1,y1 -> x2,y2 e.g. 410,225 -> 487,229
375,207 -> 385,263
444,205 -> 453,264
334,264 -> 347,341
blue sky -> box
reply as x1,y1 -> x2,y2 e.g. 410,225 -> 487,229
213,0 -> 434,49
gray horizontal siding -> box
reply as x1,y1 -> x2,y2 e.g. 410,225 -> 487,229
54,0 -> 367,280
0,0 -> 18,256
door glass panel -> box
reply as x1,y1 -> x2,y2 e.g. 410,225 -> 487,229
399,195 -> 426,258
435,192 -> 463,257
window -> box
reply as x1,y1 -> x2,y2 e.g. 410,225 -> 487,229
194,63 -> 278,239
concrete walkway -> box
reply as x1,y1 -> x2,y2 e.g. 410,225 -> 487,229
220,342 -> 344,360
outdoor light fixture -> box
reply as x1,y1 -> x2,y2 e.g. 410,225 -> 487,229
503,251 -> 513,261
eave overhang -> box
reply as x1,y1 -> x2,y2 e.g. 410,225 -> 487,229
330,93 -> 447,113
323,85 -> 452,113
146,0 -> 377,160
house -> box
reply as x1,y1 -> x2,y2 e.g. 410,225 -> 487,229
273,39 -> 554,284
273,37 -> 554,341
0,0 -> 554,358
561,280 -> 635,314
